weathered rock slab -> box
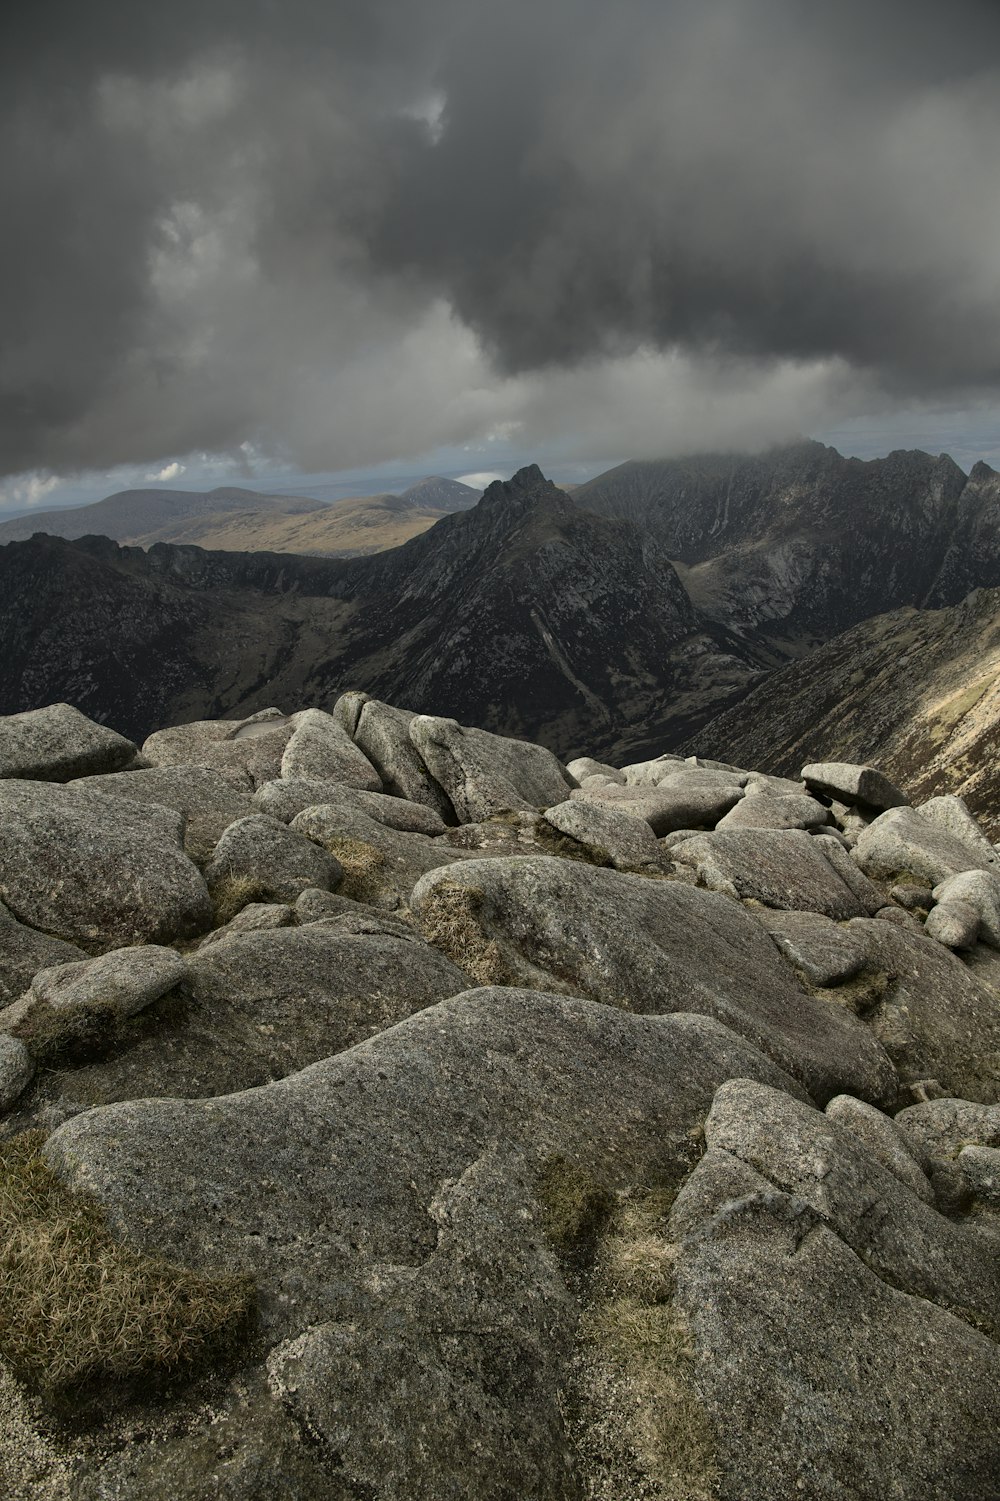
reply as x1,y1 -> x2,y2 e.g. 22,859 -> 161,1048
0,703 -> 136,782
280,708 -> 382,791
409,715 -> 571,822
0,780 -> 212,950
204,814 -> 342,908
542,798 -> 665,872
801,759 -> 909,810
933,869 -> 1000,946
925,897 -> 980,949
673,827 -> 881,919
756,909 -> 867,987
411,855 -> 895,1104
854,805 -> 996,886
254,778 -> 445,835
715,791 -> 832,831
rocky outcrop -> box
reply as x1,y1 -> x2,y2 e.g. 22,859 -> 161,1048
0,703 -> 999,1499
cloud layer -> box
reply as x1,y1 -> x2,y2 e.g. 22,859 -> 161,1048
4,0 -> 1000,478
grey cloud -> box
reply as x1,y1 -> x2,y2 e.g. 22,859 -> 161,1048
2,0 -> 999,477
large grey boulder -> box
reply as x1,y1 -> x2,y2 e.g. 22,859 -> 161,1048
72,765 -> 253,863
0,899 -> 84,1005
670,1171 -> 1000,1501
0,703 -> 136,782
411,856 -> 895,1104
0,780 -> 212,950
142,712 -> 293,790
541,798 -> 665,872
0,1031 -> 33,1110
933,869 -> 1000,946
672,828 -> 881,919
27,945 -> 186,1020
824,1093 -> 935,1202
960,1145 -> 1000,1209
408,715 -> 572,822
565,756 -> 624,785
715,791 -> 832,832
924,898 -> 980,950
756,909 -> 868,987
291,800 -> 476,908
618,754 -> 687,787
20,927 -> 471,1120
44,994 -> 803,1277
198,901 -> 296,949
345,696 -> 453,819
848,918 -> 1000,1103
280,708 -> 382,790
853,805 -> 996,886
918,795 -> 1000,870
894,1097 -> 1000,1172
254,778 -> 446,835
801,760 -> 909,810
203,814 -> 342,910
679,1079 -> 998,1326
570,778 -> 743,835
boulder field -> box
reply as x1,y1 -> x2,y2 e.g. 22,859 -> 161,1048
1,699 -> 999,1500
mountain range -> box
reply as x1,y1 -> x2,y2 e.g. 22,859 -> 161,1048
4,442 -> 1000,798
0,476 -> 479,557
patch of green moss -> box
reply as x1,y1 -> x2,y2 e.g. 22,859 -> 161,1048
0,1132 -> 255,1411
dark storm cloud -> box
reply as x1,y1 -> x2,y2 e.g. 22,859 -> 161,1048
2,0 -> 1000,476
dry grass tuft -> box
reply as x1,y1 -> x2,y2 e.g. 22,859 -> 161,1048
571,1188 -> 720,1501
535,1155 -> 613,1264
318,837 -> 387,903
211,875 -> 273,927
0,1132 -> 254,1408
416,881 -> 517,985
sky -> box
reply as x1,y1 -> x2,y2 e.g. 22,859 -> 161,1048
3,0 -> 1000,513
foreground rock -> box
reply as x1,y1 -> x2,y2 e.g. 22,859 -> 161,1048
0,703 -> 136,782
11,926 -> 471,1122
672,828 -> 881,919
854,804 -> 997,885
800,759 -> 909,810
0,781 -> 211,950
46,989 -> 800,1497
411,856 -> 895,1104
409,715 -> 572,821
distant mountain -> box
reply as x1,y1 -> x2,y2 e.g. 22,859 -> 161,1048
0,467 -> 766,755
688,586 -> 1000,835
0,475 -> 480,557
396,476 -> 478,511
575,442 -> 978,650
0,486 -> 326,547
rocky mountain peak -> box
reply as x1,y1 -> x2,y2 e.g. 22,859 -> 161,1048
478,464 -> 571,516
970,460 -> 999,483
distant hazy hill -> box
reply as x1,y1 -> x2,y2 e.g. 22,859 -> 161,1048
0,476 -> 480,556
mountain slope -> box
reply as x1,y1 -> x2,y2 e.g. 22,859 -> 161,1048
0,468 -> 767,755
575,442 -> 975,647
688,586 -> 1000,834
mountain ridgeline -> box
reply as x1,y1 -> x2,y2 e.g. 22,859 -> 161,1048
3,444 -> 1000,771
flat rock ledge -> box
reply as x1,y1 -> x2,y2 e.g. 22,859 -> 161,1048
0,704 -> 997,1501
